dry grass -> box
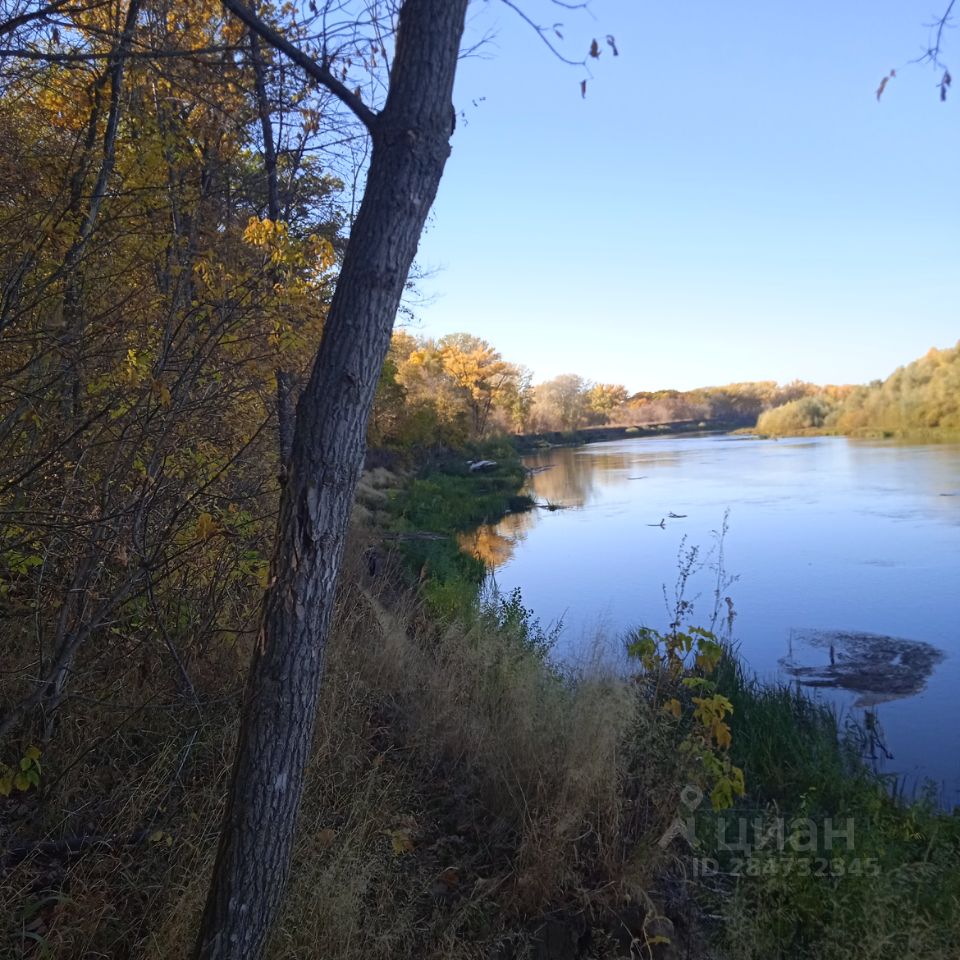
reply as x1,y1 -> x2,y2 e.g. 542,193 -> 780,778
2,537 -> 693,960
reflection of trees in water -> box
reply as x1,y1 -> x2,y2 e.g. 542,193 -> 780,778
527,447 -> 684,508
527,451 -> 603,507
458,510 -> 538,569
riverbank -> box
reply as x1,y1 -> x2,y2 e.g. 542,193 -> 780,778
750,424 -> 960,442
4,443 -> 958,959
510,418 -> 754,453
377,445 -> 960,956
384,441 -> 534,619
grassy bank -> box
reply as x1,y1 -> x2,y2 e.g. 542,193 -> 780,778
701,654 -> 960,959
4,444 -> 959,960
385,439 -> 534,619
385,444 -> 960,959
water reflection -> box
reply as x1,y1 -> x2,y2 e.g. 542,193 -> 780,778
470,435 -> 960,800
458,510 -> 537,568
779,629 -> 945,708
522,453 -> 596,508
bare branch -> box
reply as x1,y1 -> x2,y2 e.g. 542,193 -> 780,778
499,0 -> 587,68
0,43 -> 240,61
915,0 -> 956,68
932,0 -> 956,63
0,0 -> 90,39
220,0 -> 378,132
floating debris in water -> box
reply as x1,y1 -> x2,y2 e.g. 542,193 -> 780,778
779,629 -> 944,707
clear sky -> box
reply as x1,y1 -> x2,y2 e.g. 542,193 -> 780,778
410,1 -> 960,392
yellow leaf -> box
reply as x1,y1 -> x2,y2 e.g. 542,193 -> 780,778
196,513 -> 217,540
662,698 -> 682,720
713,720 -> 732,751
731,765 -> 746,797
390,829 -> 414,856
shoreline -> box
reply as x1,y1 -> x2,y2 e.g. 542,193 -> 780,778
510,417 -> 754,454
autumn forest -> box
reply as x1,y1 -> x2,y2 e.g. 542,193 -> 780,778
2,1 -> 959,959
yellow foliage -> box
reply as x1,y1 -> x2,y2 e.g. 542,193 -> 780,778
388,829 -> 414,855
196,512 -> 218,540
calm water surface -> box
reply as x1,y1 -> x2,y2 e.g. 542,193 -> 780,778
475,435 -> 960,803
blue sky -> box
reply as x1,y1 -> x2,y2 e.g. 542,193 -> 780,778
411,1 -> 960,392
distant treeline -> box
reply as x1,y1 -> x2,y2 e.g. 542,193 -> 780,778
371,330 -> 821,446
757,342 -> 960,439
609,381 -> 822,427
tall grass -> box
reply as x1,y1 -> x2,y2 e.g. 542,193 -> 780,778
6,457 -> 959,959
3,538 -> 693,959
701,652 -> 960,960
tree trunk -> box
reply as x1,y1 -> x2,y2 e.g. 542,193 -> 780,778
193,2 -> 468,957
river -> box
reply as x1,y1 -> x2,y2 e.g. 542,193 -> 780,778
468,434 -> 960,804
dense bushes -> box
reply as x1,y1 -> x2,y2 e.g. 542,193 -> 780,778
758,342 -> 960,439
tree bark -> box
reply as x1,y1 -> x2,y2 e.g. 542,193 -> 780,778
194,2 -> 468,957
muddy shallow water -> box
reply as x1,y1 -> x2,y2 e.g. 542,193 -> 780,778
475,435 -> 960,803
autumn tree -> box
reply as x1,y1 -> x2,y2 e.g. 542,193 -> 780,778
190,2 -> 474,955
0,0 -> 344,743
436,332 -> 518,437
0,1 -> 610,955
195,0 -> 615,950
373,331 -> 526,445
586,382 -> 629,422
532,372 -> 590,431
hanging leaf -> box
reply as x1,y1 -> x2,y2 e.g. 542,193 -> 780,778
606,35 -> 619,56
876,69 -> 895,101
580,79 -> 587,98
589,38 -> 600,59
941,69 -> 952,101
